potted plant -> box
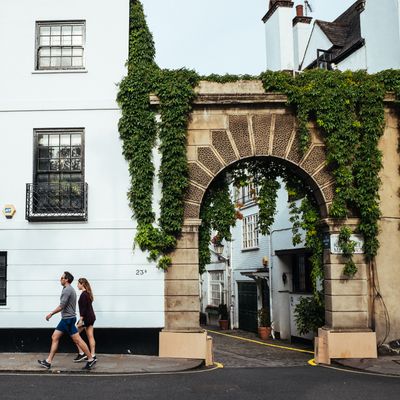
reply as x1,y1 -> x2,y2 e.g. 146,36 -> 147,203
218,303 -> 229,330
258,307 -> 271,340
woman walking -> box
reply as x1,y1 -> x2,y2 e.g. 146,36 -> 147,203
74,278 -> 97,362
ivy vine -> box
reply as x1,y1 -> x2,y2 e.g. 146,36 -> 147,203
118,1 -> 399,280
337,226 -> 358,278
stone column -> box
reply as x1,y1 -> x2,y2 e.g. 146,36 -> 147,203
159,219 -> 212,364
315,218 -> 377,364
164,219 -> 202,331
323,218 -> 370,329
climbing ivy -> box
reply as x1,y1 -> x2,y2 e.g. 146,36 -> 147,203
198,177 -> 236,274
338,226 -> 358,278
118,1 -> 399,277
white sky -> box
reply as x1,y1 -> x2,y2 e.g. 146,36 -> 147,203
140,0 -> 356,75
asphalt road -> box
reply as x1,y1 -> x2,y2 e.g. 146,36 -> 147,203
1,329 -> 399,399
1,366 -> 400,400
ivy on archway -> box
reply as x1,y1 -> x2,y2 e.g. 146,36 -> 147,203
118,1 -> 400,276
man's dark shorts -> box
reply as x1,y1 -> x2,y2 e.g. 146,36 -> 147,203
56,317 -> 78,336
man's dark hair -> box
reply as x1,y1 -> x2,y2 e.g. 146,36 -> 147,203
63,271 -> 74,283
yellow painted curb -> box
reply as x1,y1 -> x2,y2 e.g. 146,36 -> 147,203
308,358 -> 317,366
214,362 -> 224,369
207,329 -> 314,355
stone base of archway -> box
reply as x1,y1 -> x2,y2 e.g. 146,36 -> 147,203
159,329 -> 213,366
315,327 -> 377,365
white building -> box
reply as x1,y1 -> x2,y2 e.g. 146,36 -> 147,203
0,0 -> 165,353
201,181 -> 313,341
264,0 -> 400,72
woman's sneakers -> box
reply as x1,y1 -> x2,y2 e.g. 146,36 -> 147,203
73,353 -> 88,362
37,359 -> 51,369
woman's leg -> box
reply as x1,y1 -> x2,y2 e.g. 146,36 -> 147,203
85,325 -> 96,356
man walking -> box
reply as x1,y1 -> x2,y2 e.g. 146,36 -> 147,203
38,271 -> 96,370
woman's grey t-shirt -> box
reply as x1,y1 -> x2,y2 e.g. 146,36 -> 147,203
60,285 -> 77,319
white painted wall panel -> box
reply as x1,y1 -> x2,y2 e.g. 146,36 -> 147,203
301,25 -> 333,69
360,0 -> 400,72
0,0 -> 130,110
7,265 -> 161,281
8,280 -> 163,296
337,46 -> 367,71
0,1 -> 165,330
0,312 -> 164,329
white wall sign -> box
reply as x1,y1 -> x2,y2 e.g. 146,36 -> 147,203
330,234 -> 364,254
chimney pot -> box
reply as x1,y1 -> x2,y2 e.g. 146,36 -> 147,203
296,4 -> 304,17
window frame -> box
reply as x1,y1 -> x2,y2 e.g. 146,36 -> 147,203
209,270 -> 224,307
35,20 -> 86,71
33,128 -> 85,186
0,252 -> 7,306
292,253 -> 313,294
242,213 -> 259,250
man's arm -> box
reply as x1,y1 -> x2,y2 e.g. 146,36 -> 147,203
46,305 -> 63,321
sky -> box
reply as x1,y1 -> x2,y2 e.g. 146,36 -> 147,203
140,0 -> 356,75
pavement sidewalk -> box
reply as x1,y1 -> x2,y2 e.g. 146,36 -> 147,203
334,356 -> 400,377
0,353 -> 203,374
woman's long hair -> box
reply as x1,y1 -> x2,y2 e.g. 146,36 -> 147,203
78,278 -> 94,302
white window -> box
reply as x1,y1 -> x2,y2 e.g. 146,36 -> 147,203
234,182 -> 258,205
242,213 -> 259,249
36,21 -> 85,70
209,271 -> 224,306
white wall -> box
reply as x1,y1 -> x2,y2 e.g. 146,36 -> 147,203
0,0 -> 166,329
337,46 -> 367,71
265,7 -> 294,71
361,0 -> 400,72
0,0 -> 128,110
293,21 -> 312,71
301,24 -> 333,69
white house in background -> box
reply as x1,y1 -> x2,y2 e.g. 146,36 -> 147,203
263,0 -> 400,72
0,0 -> 165,353
201,181 -> 314,341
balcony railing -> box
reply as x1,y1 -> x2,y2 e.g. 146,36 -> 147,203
26,182 -> 88,222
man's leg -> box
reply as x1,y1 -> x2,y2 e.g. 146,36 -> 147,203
47,330 -> 63,363
70,333 -> 93,361
75,326 -> 84,354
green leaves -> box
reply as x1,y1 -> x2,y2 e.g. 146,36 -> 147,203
119,2 -> 395,274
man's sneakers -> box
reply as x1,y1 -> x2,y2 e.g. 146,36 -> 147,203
73,353 -> 88,363
37,359 -> 51,369
82,358 -> 97,370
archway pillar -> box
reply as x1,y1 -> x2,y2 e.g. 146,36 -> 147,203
159,219 -> 213,365
315,218 -> 377,364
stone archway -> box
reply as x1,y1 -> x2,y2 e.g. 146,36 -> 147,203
159,81 -> 377,364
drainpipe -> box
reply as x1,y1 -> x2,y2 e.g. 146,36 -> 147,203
229,239 -> 235,329
269,227 -> 293,338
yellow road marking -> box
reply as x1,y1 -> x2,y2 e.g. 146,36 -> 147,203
207,329 -> 314,355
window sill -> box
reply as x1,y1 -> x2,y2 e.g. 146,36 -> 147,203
241,247 -> 260,252
0,306 -> 9,309
32,69 -> 88,74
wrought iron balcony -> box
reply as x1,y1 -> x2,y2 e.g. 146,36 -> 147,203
26,182 -> 88,222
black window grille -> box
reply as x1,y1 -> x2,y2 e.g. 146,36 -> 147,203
0,252 -> 7,306
26,129 -> 87,222
36,21 -> 85,70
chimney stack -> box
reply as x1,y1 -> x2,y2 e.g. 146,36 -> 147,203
262,1 -> 295,71
292,4 -> 312,70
